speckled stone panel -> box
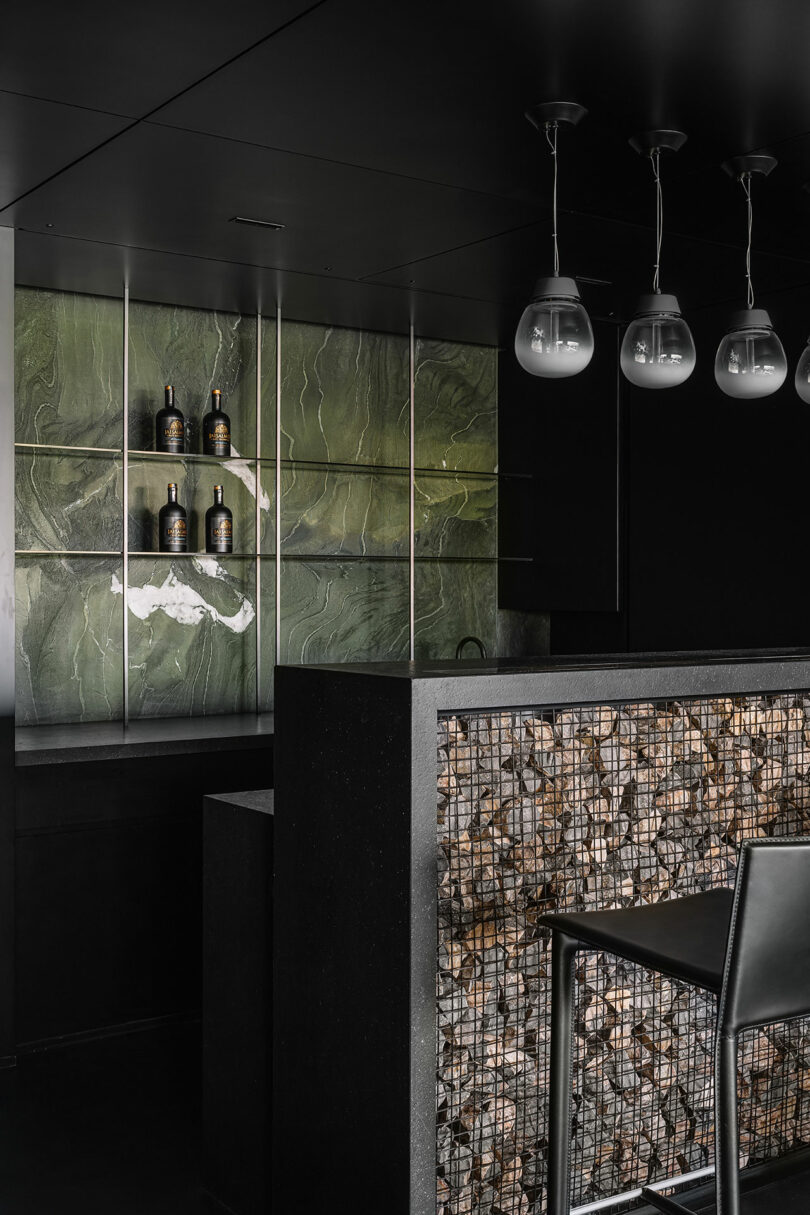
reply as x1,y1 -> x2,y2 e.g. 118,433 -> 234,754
16,557 -> 124,724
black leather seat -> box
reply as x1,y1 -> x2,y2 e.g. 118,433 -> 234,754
540,839 -> 810,1215
541,887 -> 734,992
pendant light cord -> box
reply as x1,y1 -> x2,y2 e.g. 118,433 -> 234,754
651,147 -> 663,293
741,171 -> 755,308
545,121 -> 560,277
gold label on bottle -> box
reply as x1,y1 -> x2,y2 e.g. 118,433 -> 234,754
166,521 -> 187,540
164,419 -> 184,439
208,422 -> 230,441
213,520 -> 233,539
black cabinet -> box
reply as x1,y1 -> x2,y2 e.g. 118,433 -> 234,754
498,319 -> 621,613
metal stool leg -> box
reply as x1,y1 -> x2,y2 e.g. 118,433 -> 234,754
715,1030 -> 740,1215
547,930 -> 578,1215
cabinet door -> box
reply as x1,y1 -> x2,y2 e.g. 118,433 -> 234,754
498,319 -> 620,612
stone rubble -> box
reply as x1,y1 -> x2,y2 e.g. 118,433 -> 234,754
436,695 -> 810,1214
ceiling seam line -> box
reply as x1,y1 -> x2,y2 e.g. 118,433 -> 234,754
12,226 -> 502,302
0,0 -> 331,215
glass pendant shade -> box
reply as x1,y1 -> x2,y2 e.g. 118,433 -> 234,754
619,293 -> 696,389
795,340 -> 810,403
714,308 -> 787,399
514,276 -> 594,378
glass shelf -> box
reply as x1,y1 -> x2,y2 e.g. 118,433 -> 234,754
15,442 -> 122,455
129,551 -> 256,559
128,449 -> 259,464
279,455 -> 515,479
276,553 -> 515,564
15,549 -> 123,557
14,442 -> 528,481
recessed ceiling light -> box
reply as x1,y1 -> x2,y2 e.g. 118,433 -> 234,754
229,216 -> 285,231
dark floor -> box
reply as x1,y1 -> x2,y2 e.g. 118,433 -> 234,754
0,1022 -> 211,1215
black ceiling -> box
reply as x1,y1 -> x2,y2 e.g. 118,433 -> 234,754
6,0 -> 810,343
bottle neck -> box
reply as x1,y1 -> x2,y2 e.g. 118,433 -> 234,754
165,386 -> 174,407
167,484 -> 177,503
211,392 -> 221,412
213,486 -> 223,505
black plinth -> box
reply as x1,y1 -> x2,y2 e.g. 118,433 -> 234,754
203,789 -> 273,1215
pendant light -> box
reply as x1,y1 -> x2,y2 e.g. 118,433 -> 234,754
514,101 -> 594,378
794,191 -> 810,400
795,342 -> 810,403
620,130 -> 696,389
714,154 -> 787,399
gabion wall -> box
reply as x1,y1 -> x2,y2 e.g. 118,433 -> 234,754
436,695 -> 810,1214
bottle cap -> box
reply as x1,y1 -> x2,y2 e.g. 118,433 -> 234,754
214,484 -> 223,492
168,482 -> 177,489
212,388 -> 221,396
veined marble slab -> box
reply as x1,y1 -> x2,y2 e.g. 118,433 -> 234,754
280,464 -> 408,557
414,338 -> 497,472
15,287 -> 123,449
127,300 -> 257,454
280,320 -> 409,467
414,561 -> 497,660
125,556 -> 257,718
16,449 -> 123,552
279,558 -> 410,665
414,471 -> 496,560
16,557 -> 124,724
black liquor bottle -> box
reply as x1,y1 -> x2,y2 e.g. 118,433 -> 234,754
159,483 -> 188,552
156,385 -> 185,453
202,388 -> 231,457
205,485 -> 233,553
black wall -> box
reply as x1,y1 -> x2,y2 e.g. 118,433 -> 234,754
500,285 -> 810,656
14,744 -> 271,1047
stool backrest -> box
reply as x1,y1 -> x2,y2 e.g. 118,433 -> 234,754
720,838 -> 810,1033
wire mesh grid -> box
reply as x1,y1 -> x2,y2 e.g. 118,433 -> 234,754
436,693 -> 810,1215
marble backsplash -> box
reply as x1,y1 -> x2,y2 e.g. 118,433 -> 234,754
14,288 -> 497,723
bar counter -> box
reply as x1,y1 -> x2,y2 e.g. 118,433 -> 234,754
274,650 -> 810,1215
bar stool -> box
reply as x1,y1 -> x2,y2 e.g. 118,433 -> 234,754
540,838 -> 810,1215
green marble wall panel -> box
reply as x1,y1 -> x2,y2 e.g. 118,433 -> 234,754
16,557 -> 124,724
14,285 -> 499,723
126,555 -> 256,718
259,314 -> 278,463
413,471 -> 496,559
280,321 -> 409,466
128,301 -> 257,456
414,561 -> 497,660
280,559 -> 409,664
16,451 -> 123,552
259,558 -> 275,713
413,339 -> 497,471
281,464 -> 408,557
127,455 -> 258,554
15,287 -> 123,448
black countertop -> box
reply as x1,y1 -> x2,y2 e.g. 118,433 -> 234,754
278,647 -> 810,680
276,649 -> 810,715
15,712 -> 274,766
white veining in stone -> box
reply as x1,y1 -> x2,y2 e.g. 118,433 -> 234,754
224,445 -> 271,511
111,570 -> 255,633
